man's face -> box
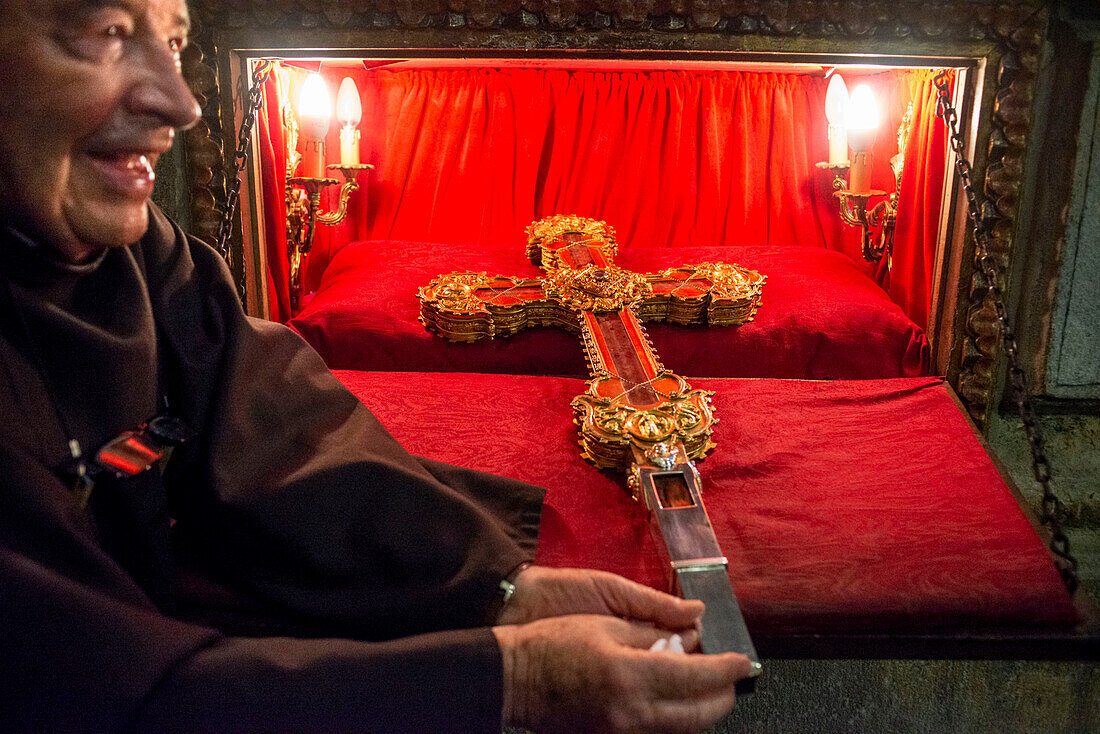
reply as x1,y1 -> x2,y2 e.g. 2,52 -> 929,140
0,0 -> 200,262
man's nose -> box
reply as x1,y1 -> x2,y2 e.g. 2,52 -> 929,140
129,41 -> 202,131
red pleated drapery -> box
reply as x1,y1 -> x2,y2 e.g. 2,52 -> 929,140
258,62 -> 948,327
889,69 -> 954,331
257,68 -> 292,322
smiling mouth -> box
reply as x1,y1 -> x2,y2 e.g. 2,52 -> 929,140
84,151 -> 157,198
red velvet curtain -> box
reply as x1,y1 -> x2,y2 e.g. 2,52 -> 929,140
890,69 -> 953,331
259,62 -> 944,326
257,67 -> 291,322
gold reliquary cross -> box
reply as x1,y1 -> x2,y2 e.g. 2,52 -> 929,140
419,215 -> 766,683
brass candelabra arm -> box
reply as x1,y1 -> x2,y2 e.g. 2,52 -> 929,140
285,176 -> 337,312
815,161 -> 851,192
315,164 -> 373,226
285,164 -> 374,311
861,197 -> 897,263
287,176 -> 339,255
832,188 -> 896,263
315,180 -> 357,226
815,108 -> 909,267
834,189 -> 879,227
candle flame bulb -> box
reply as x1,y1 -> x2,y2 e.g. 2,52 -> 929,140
298,73 -> 332,139
825,74 -> 849,127
846,84 -> 878,195
296,73 -> 331,177
847,84 -> 879,152
336,77 -> 362,128
336,77 -> 362,165
825,73 -> 849,165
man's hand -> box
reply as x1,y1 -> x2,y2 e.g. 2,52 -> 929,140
497,565 -> 704,631
493,614 -> 753,733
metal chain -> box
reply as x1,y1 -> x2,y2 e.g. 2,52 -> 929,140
215,59 -> 273,259
933,71 -> 1078,594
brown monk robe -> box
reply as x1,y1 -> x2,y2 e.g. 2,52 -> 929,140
0,205 -> 543,732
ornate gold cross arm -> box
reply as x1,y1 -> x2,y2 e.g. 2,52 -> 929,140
418,219 -> 765,343
418,273 -> 565,342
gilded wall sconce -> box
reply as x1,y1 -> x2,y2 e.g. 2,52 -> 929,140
818,74 -> 911,264
284,71 -> 372,309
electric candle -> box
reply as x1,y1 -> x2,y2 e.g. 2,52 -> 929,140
336,77 -> 362,165
825,74 -> 849,165
297,73 -> 332,178
846,84 -> 879,195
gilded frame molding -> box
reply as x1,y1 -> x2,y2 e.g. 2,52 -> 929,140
182,0 -> 1047,427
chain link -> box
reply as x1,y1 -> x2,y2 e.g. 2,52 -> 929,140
215,60 -> 273,260
933,71 -> 1078,594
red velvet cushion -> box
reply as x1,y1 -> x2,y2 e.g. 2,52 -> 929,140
291,241 -> 929,379
336,370 -> 1077,633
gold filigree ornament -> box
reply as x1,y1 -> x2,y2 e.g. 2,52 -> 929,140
417,272 -> 495,341
526,214 -> 616,247
418,271 -> 553,341
526,214 -> 618,267
419,272 -> 492,313
624,410 -> 677,441
571,375 -> 717,470
545,264 -> 652,313
691,262 -> 766,301
651,262 -> 767,326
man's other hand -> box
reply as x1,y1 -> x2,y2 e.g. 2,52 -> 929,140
496,565 -> 704,631
492,614 -> 753,733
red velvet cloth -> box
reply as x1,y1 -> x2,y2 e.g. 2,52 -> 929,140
260,63 -> 945,327
336,370 -> 1078,633
290,240 -> 929,378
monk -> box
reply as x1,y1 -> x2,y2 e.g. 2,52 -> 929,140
0,1 -> 754,730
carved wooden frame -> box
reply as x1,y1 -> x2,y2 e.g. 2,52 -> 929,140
182,0 -> 1047,427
